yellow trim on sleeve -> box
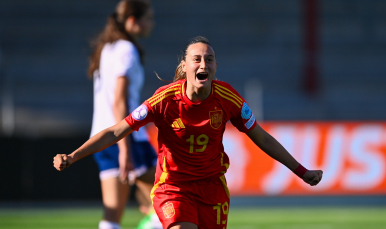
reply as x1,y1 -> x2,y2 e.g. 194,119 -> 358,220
149,91 -> 181,107
214,90 -> 241,108
213,83 -> 243,104
147,85 -> 180,104
214,86 -> 243,106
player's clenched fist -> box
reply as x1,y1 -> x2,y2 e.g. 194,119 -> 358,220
53,154 -> 70,171
302,170 -> 323,186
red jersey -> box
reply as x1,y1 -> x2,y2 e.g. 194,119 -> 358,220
125,79 -> 257,185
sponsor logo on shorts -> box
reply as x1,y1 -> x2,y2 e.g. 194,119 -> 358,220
162,202 -> 175,218
245,114 -> 255,129
241,102 -> 252,120
132,105 -> 148,121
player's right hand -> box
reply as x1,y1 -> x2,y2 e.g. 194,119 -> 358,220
118,150 -> 133,184
53,154 -> 70,171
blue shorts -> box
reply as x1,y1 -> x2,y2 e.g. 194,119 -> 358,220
93,136 -> 157,179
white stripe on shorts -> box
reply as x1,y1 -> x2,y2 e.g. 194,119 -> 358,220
99,168 -> 120,180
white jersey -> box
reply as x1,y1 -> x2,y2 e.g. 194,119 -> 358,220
90,39 -> 149,141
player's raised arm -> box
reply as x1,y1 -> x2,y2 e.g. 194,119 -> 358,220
246,124 -> 323,186
53,119 -> 134,171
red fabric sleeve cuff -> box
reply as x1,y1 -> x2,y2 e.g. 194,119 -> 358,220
124,117 -> 139,132
293,164 -> 308,178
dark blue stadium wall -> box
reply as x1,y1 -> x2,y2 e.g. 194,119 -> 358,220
0,0 -> 385,200
0,0 -> 385,138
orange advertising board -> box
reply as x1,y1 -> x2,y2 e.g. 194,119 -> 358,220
146,122 -> 386,196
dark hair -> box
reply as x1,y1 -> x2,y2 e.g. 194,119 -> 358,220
173,36 -> 214,82
88,0 -> 151,78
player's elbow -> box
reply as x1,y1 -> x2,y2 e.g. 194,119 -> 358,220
111,120 -> 131,140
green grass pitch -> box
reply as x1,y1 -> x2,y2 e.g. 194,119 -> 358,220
1,206 -> 386,229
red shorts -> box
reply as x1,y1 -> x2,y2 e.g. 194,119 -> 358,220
152,175 -> 230,229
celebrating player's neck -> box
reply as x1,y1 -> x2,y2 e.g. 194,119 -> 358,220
186,82 -> 212,103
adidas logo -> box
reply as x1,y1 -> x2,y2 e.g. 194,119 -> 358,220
171,118 -> 185,128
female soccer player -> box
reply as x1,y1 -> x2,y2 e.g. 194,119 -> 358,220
54,36 -> 323,229
87,0 -> 160,228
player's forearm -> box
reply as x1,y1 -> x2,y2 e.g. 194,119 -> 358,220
247,126 -> 299,171
68,121 -> 132,164
68,128 -> 119,163
258,133 -> 299,171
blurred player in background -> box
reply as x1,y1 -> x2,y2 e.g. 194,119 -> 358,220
55,36 -> 323,229
87,0 -> 161,228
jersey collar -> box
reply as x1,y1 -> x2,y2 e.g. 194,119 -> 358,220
181,79 -> 214,106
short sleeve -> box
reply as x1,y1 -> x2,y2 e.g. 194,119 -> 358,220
230,101 -> 257,133
213,81 -> 257,133
113,41 -> 138,79
125,101 -> 154,131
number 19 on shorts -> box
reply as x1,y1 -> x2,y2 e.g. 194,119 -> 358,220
213,201 -> 229,227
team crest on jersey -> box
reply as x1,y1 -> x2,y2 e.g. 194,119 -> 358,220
210,110 -> 223,129
132,105 -> 148,121
162,202 -> 175,218
241,102 -> 252,120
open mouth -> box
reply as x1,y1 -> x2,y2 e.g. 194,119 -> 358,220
196,72 -> 209,81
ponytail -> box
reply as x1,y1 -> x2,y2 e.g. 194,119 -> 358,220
87,0 -> 150,79
173,63 -> 186,82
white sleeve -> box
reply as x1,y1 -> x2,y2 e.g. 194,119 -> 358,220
113,41 -> 138,80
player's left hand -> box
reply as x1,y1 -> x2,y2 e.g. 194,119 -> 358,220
302,170 -> 323,186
